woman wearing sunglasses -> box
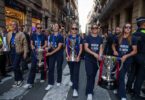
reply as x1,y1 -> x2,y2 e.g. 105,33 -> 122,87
66,23 -> 83,97
112,23 -> 137,100
84,24 -> 103,100
45,23 -> 64,90
23,23 -> 47,89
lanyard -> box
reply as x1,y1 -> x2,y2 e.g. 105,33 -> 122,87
52,33 -> 60,48
11,33 -> 16,45
52,34 -> 56,47
36,35 -> 41,48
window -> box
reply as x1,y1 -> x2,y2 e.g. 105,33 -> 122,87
125,5 -> 133,23
115,14 -> 120,27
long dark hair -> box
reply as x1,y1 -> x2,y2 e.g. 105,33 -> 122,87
118,23 -> 132,45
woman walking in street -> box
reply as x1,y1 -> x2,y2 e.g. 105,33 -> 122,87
112,23 -> 137,100
84,23 -> 103,100
66,23 -> 83,97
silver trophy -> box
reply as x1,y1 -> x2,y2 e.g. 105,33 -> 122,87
37,48 -> 44,67
68,39 -> 77,62
2,37 -> 9,52
99,56 -> 120,90
35,41 -> 44,67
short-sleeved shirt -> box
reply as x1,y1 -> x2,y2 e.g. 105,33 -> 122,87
49,33 -> 64,55
31,33 -> 47,49
114,36 -> 137,57
84,35 -> 103,61
66,34 -> 83,56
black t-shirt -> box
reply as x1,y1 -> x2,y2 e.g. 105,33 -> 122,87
114,36 -> 137,63
84,35 -> 103,61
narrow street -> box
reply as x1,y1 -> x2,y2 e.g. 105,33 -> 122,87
0,0 -> 145,100
0,60 -> 135,100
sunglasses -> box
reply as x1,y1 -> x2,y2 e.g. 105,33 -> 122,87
72,28 -> 78,30
125,26 -> 131,29
37,27 -> 42,29
91,27 -> 98,30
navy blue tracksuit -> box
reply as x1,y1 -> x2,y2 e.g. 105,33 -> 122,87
13,53 -> 23,81
27,33 -> 46,84
84,35 -> 103,95
114,36 -> 137,98
48,33 -> 64,85
66,35 -> 82,90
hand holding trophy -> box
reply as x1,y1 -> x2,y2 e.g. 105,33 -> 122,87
67,39 -> 77,62
36,41 -> 44,67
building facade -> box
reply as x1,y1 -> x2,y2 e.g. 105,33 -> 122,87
89,0 -> 145,33
0,0 -> 78,33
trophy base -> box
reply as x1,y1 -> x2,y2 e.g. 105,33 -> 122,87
37,62 -> 44,67
98,77 -> 117,90
3,49 -> 9,52
68,58 -> 77,62
68,60 -> 77,62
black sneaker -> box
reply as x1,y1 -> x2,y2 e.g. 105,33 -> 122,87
142,88 -> 145,94
131,94 -> 145,100
126,88 -> 134,94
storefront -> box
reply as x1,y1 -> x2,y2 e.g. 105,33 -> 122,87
5,7 -> 25,32
32,9 -> 42,31
5,0 -> 26,32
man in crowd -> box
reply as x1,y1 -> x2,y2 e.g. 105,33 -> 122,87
132,17 -> 145,100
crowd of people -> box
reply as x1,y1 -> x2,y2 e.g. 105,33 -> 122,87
0,17 -> 145,100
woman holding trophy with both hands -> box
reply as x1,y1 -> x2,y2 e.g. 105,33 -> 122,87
66,23 -> 83,97
24,23 -> 47,89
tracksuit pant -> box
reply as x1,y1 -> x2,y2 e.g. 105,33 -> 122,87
68,61 -> 80,90
48,53 -> 63,85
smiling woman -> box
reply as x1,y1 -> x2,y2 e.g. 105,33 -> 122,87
78,0 -> 93,33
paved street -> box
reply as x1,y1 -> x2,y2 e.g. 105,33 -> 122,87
0,60 -> 136,100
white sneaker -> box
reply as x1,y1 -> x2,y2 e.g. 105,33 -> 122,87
23,84 -> 32,89
87,94 -> 93,100
73,89 -> 78,97
69,81 -> 73,86
40,80 -> 45,83
12,81 -> 18,87
45,85 -> 53,91
121,98 -> 126,100
113,89 -> 117,94
56,83 -> 61,86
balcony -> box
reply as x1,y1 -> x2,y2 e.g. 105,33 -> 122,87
99,0 -> 122,21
